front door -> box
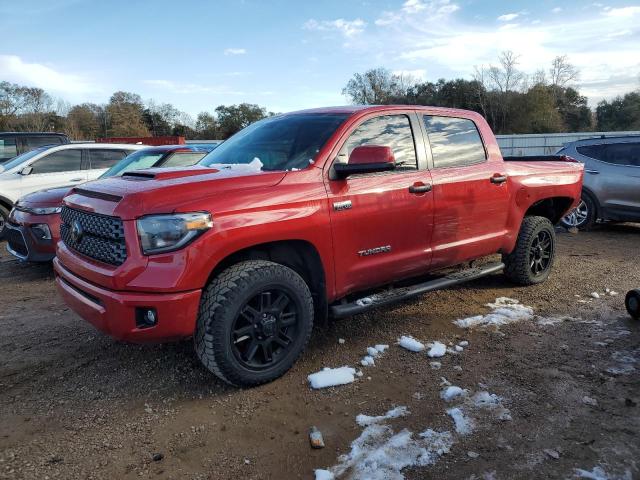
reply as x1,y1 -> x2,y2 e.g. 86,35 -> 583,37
20,148 -> 86,196
326,113 -> 434,297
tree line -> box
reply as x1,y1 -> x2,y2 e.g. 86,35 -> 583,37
1,51 -> 638,139
0,84 -> 272,140
342,52 -> 640,134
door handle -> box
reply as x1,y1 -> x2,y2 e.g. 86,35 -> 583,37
70,178 -> 84,182
585,169 -> 599,175
408,183 -> 432,194
490,174 -> 508,184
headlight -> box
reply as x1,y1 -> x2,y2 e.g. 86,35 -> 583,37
136,212 -> 213,255
16,206 -> 62,215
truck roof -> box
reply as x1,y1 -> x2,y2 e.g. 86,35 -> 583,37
286,105 -> 478,117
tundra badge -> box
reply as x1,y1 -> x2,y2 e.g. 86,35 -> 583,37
333,200 -> 352,211
358,245 -> 391,257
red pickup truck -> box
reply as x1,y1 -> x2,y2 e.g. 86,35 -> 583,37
53,106 -> 583,386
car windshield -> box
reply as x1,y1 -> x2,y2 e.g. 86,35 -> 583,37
201,113 -> 349,171
100,150 -> 165,178
1,146 -> 53,172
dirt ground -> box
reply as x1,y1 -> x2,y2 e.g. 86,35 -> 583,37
1,225 -> 639,480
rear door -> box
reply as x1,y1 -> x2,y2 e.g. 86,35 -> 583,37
20,148 -> 85,196
422,114 -> 510,269
582,142 -> 640,219
325,112 -> 434,296
87,149 -> 129,179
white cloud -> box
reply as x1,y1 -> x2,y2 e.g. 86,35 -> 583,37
402,0 -> 427,14
551,7 -> 562,13
144,79 -> 244,95
603,6 -> 640,17
303,18 -> 366,37
377,0 -> 458,26
0,54 -> 99,99
223,48 -> 246,56
497,13 -> 519,21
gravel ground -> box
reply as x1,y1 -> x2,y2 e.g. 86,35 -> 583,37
0,224 -> 639,480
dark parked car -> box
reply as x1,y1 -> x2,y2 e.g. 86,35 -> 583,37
0,132 -> 70,164
559,136 -> 640,229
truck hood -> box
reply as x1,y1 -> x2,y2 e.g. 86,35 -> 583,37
18,186 -> 72,207
63,165 -> 287,220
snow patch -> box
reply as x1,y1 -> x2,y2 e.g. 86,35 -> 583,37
441,386 -> 466,402
308,367 -> 356,389
398,336 -> 425,352
447,407 -> 475,435
454,297 -> 534,329
427,341 -> 447,358
574,465 -> 633,480
356,406 -> 409,427
360,344 -> 389,367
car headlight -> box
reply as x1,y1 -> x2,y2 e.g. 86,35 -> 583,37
136,212 -> 213,255
31,207 -> 62,215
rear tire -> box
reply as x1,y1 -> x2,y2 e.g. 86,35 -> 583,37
0,204 -> 9,240
626,289 -> 640,320
503,216 -> 556,286
195,260 -> 314,387
561,191 -> 597,231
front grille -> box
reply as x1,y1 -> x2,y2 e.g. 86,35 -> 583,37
60,207 -> 127,266
6,228 -> 28,257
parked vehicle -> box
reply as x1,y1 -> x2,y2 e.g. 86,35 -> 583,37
0,132 -> 69,164
559,136 -> 640,229
4,144 -> 217,262
0,143 -> 144,237
53,106 -> 583,386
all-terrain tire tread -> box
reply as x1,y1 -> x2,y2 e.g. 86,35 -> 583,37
195,260 -> 313,387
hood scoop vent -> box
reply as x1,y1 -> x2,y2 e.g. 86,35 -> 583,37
73,188 -> 122,203
122,167 -> 219,181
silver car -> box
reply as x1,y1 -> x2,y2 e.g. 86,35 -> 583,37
559,136 -> 640,229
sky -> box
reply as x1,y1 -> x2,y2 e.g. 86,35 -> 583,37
1,0 -> 639,117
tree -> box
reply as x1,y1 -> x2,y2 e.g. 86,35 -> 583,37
106,91 -> 150,137
65,103 -> 104,140
215,103 -> 268,138
342,68 -> 412,104
549,55 -> 579,87
596,92 -> 640,131
194,112 -> 218,139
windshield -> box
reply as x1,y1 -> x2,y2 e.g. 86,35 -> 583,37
1,146 -> 52,171
201,113 -> 348,171
100,150 -> 164,178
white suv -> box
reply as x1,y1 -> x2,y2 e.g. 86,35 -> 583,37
0,143 -> 144,236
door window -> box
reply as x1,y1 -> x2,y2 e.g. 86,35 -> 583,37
31,149 -> 82,174
424,116 -> 486,168
89,149 -> 128,169
161,152 -> 209,167
585,143 -> 640,166
0,137 -> 18,161
338,115 -> 417,171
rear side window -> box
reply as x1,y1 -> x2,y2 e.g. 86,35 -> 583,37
0,137 -> 18,161
31,149 -> 82,174
338,115 -> 417,171
424,116 -> 486,168
89,149 -> 128,169
26,136 -> 63,149
161,152 -> 208,167
577,143 -> 640,166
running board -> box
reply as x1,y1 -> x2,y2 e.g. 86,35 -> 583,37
330,262 -> 505,319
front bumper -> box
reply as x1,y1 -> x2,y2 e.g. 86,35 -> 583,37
53,258 -> 202,343
5,222 -> 56,262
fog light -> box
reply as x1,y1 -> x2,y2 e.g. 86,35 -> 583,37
31,224 -> 52,240
136,307 -> 158,328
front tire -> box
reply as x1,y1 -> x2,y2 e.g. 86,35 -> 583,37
626,289 -> 640,320
195,260 -> 314,387
503,216 -> 556,286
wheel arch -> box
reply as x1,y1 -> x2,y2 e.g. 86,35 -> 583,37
523,196 -> 576,225
206,240 -> 329,324
580,187 -> 601,219
0,194 -> 13,211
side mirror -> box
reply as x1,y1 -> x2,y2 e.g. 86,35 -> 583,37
19,165 -> 33,176
333,145 -> 396,179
